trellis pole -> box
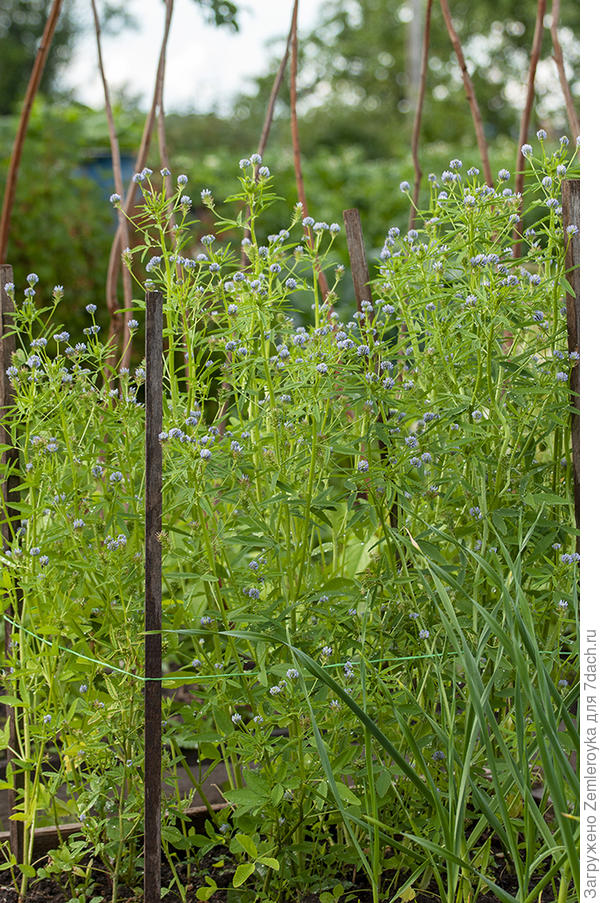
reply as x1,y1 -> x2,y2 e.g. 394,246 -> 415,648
144,290 -> 163,902
0,264 -> 24,863
561,180 -> 580,535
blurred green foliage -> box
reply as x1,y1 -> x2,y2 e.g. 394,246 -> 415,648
0,0 -> 579,332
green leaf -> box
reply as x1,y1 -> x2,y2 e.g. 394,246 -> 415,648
335,781 -> 361,806
196,876 -> 217,900
233,833 -> 257,859
257,856 -> 279,871
232,862 -> 255,887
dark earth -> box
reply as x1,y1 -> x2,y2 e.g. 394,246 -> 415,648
0,850 -> 565,902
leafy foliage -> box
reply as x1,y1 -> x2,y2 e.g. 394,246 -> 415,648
0,139 -> 579,900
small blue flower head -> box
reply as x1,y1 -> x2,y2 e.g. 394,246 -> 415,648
231,712 -> 243,724
467,166 -> 480,176
30,547 -> 40,556
357,459 -> 369,473
559,135 -> 569,147
532,310 -> 544,322
521,144 -> 533,157
27,273 -> 39,286
177,174 -> 188,186
250,153 -> 262,164
558,598 -> 569,609
556,164 -> 567,177
258,166 -> 270,178
399,181 -> 411,192
141,167 -> 153,179
566,224 -> 579,236
109,471 -> 123,483
200,448 -> 212,460
43,714 -> 52,724
469,506 -> 482,519
302,216 -> 315,227
73,519 -> 85,529
86,304 -> 97,314
498,169 -> 510,181
419,629 -> 430,639
536,129 -> 547,140
79,683 -> 88,693
180,195 -> 192,208
316,362 -> 328,375
3,282 -> 14,295
239,158 -> 251,169
472,410 -> 483,421
160,167 -> 171,177
128,319 -> 139,330
556,371 -> 568,382
449,158 -> 462,170
110,193 -> 121,205
132,172 -> 144,183
542,175 -> 552,189
329,223 -> 341,234
286,668 -> 300,680
146,255 -> 162,273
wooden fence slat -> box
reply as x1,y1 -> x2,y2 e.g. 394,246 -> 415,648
0,264 -> 24,863
561,179 -> 580,534
144,290 -> 163,902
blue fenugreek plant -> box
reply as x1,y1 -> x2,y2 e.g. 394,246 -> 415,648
0,134 -> 578,902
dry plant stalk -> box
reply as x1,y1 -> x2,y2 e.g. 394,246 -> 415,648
155,0 -> 190,389
439,0 -> 493,186
105,0 -> 175,373
90,0 -> 135,371
409,0 -> 434,228
290,0 -> 330,307
550,0 -> 580,142
512,0 -> 546,259
241,7 -> 295,265
0,0 -> 64,263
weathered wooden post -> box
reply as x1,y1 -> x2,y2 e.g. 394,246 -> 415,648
0,264 -> 24,862
561,180 -> 580,535
144,290 -> 163,902
343,208 -> 373,320
343,211 -> 399,531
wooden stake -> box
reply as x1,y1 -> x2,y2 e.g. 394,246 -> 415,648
0,264 -> 23,862
144,291 -> 163,903
561,180 -> 579,535
343,208 -> 373,318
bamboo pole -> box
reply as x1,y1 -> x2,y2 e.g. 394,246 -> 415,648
89,0 -> 135,371
550,0 -> 580,142
409,0 -> 434,228
105,0 -> 175,374
512,0 -> 546,259
439,0 -> 493,186
289,0 -> 330,306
